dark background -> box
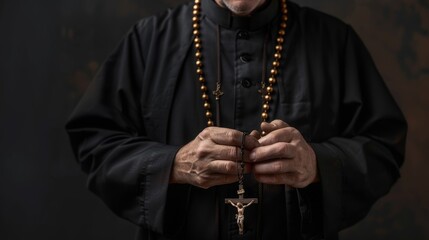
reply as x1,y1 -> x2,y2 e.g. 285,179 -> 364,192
1,0 -> 428,239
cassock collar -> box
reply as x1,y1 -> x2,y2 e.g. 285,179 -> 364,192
201,0 -> 279,30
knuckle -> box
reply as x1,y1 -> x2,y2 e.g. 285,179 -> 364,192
195,144 -> 209,158
199,128 -> 212,139
230,146 -> 239,159
273,162 -> 284,173
278,143 -> 289,155
225,130 -> 236,143
196,177 -> 210,189
223,162 -> 230,173
224,162 -> 233,173
195,177 -> 203,186
289,127 -> 300,137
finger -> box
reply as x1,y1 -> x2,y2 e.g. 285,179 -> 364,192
207,160 -> 240,174
249,130 -> 261,139
249,142 -> 295,162
208,160 -> 253,175
207,144 -> 241,161
194,174 -> 239,189
254,173 -> 309,188
199,127 -> 260,149
259,127 -> 298,146
243,133 -> 261,150
207,145 -> 256,162
260,120 -> 289,134
252,159 -> 295,175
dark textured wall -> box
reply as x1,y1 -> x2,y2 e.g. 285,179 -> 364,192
0,0 -> 427,239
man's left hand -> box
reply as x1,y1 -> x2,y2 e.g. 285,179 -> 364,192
249,120 -> 319,188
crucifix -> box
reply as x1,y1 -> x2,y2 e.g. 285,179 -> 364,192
225,132 -> 258,235
225,184 -> 258,235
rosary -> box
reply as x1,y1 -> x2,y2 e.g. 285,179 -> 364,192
192,0 -> 288,235
224,132 -> 258,235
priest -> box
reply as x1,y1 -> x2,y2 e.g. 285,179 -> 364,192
66,0 -> 407,239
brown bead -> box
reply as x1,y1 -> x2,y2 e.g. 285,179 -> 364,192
271,69 -> 278,75
206,111 -> 212,118
192,16 -> 198,22
202,94 -> 208,100
204,102 -> 210,109
274,53 -> 281,59
282,8 -> 288,15
193,30 -> 200,36
264,95 -> 272,101
195,0 -> 201,3
277,37 -> 284,44
269,77 -> 276,84
200,85 -> 207,91
196,68 -> 203,74
193,23 -> 199,29
266,86 -> 274,93
195,51 -> 201,58
199,76 -> 205,82
263,104 -> 270,110
196,60 -> 202,67
193,4 -> 199,10
278,29 -> 286,36
194,37 -> 201,43
262,112 -> 268,120
193,10 -> 199,16
272,61 -> 280,67
275,45 -> 283,51
207,120 -> 214,127
195,43 -> 201,49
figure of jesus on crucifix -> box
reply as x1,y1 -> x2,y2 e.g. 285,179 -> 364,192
227,199 -> 255,235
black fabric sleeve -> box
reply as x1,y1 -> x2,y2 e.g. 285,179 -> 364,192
296,25 -> 407,240
65,23 -> 185,235
311,26 -> 407,239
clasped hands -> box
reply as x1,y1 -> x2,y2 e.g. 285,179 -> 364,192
171,120 -> 318,189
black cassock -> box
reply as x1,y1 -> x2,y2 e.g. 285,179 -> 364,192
66,0 -> 407,239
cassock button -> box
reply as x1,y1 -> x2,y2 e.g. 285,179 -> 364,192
240,54 -> 251,63
237,31 -> 249,39
241,78 -> 253,88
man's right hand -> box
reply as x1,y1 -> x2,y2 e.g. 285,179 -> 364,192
170,127 -> 260,189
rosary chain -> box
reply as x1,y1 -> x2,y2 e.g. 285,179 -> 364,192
193,0 -> 214,127
192,0 -> 288,127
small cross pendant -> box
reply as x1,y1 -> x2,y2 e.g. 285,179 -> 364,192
225,184 -> 258,235
213,82 -> 224,100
